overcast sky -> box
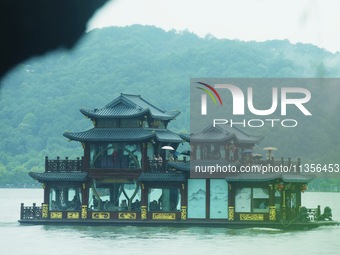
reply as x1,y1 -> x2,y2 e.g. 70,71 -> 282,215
87,0 -> 340,53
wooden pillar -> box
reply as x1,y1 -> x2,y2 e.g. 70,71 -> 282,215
43,183 -> 49,204
81,182 -> 89,219
83,142 -> 90,171
226,145 -> 230,160
269,185 -> 276,221
282,190 -> 286,220
180,183 -> 187,220
206,179 -> 210,219
141,142 -> 147,172
140,183 -> 148,220
192,144 -> 196,160
228,183 -> 235,220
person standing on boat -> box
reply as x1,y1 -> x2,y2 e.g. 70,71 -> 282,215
157,154 -> 163,170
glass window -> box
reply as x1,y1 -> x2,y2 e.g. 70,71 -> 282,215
210,179 -> 228,219
188,179 -> 206,218
235,188 -> 251,212
89,182 -> 140,212
49,186 -> 82,211
148,188 -> 180,212
235,187 -> 269,213
253,188 -> 269,213
275,190 -> 281,210
90,143 -> 141,169
286,192 -> 297,209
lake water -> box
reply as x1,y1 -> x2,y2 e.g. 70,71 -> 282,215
1,189 -> 340,255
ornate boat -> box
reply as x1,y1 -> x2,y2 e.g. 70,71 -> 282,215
19,94 -> 338,230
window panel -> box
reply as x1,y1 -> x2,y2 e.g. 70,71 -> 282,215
188,179 -> 206,218
210,179 -> 228,219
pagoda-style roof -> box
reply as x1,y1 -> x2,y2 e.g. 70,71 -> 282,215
80,93 -> 181,120
138,173 -> 186,182
63,128 -> 183,142
29,172 -> 88,183
190,124 -> 264,144
226,173 -> 314,183
167,161 -> 190,172
179,133 -> 190,142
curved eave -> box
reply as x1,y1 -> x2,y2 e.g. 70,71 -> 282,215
179,133 -> 190,142
80,108 -> 180,121
138,173 -> 186,182
29,172 -> 88,183
149,109 -> 181,120
154,129 -> 183,143
168,161 -> 190,172
80,108 -> 149,119
226,173 -> 315,183
63,128 -> 154,142
63,128 -> 183,143
191,133 -> 264,144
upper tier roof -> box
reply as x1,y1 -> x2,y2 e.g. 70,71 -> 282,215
80,93 -> 181,120
190,124 -> 264,144
63,128 -> 183,143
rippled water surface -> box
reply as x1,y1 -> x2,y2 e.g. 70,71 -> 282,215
1,189 -> 340,255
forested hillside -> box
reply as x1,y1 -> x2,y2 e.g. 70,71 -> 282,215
1,25 -> 340,190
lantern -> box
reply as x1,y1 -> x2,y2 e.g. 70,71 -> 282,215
277,183 -> 284,190
301,184 -> 308,193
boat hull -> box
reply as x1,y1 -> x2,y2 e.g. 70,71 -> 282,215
18,219 -> 339,230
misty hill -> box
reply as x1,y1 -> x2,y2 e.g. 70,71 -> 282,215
1,25 -> 340,189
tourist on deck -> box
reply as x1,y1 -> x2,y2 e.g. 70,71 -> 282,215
92,195 -> 99,210
72,195 -> 81,210
120,199 -> 128,211
156,154 -> 163,170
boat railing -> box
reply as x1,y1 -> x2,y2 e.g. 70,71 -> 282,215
45,156 -> 84,172
305,206 -> 321,221
148,159 -> 187,172
20,203 -> 42,220
148,160 -> 167,172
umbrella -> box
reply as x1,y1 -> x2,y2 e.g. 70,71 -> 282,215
161,145 -> 174,150
263,147 -> 278,151
242,149 -> 253,154
263,147 -> 277,160
252,153 -> 263,159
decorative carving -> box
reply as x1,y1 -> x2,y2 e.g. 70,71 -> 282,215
45,157 -> 83,172
228,206 -> 234,221
67,212 -> 80,219
269,206 -> 276,221
92,212 -> 110,220
81,205 -> 88,219
42,203 -> 48,219
50,212 -> 63,219
181,206 -> 187,220
118,212 -> 137,220
141,206 -> 147,220
152,213 -> 176,220
240,214 -> 264,221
